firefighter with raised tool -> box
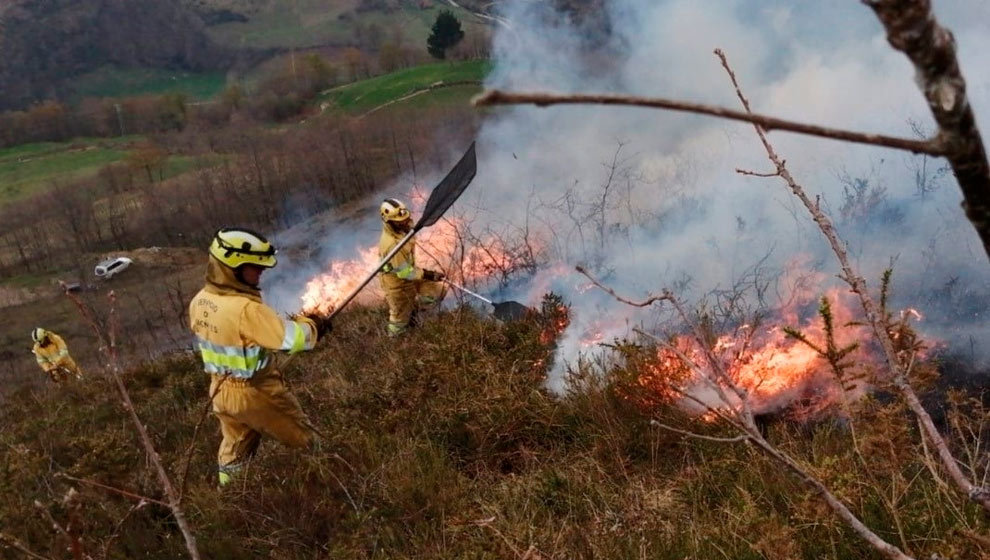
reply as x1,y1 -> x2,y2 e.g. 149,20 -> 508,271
189,228 -> 332,487
31,328 -> 83,383
378,198 -> 446,336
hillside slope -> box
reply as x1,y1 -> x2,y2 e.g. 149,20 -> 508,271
0,0 -> 230,111
0,304 -> 986,558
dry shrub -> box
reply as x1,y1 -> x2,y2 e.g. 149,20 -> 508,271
0,303 -> 987,559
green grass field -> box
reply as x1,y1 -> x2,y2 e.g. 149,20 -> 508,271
207,1 -> 487,49
321,59 -> 491,113
72,67 -> 228,101
0,140 -> 133,202
0,138 -> 215,204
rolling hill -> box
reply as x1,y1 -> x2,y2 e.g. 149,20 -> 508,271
0,0 -> 232,111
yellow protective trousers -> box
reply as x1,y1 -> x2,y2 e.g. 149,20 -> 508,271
384,280 -> 444,335
45,357 -> 82,383
210,371 -> 312,474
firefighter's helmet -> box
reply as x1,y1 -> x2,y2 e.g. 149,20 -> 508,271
31,328 -> 47,343
209,228 -> 278,269
380,198 -> 411,223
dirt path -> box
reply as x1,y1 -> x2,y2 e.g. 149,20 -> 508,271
445,0 -> 513,30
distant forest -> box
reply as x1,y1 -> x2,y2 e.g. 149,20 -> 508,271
0,0 -> 235,111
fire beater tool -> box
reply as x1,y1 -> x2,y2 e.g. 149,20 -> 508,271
324,141 -> 478,321
444,279 -> 530,321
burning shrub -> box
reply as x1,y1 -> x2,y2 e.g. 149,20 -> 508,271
599,265 -> 944,426
537,292 -> 570,346
610,340 -> 693,413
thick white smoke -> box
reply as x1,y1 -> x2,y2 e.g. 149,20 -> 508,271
467,0 -> 990,391
266,0 -> 990,399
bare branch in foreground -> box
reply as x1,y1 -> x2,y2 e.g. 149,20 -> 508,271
581,270 -> 916,559
736,168 -> 781,178
55,473 -> 170,508
102,500 -> 147,560
473,90 -> 942,156
32,500 -> 78,559
64,290 -> 202,559
715,46 -> 990,513
575,265 -> 673,307
865,0 -> 990,260
0,532 -> 54,560
649,420 -> 750,443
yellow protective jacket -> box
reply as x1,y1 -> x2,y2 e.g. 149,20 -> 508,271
189,257 -> 317,379
378,222 -> 423,292
33,332 -> 72,372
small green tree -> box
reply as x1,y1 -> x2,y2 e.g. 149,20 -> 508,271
426,10 -> 464,60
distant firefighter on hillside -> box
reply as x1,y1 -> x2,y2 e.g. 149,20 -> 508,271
31,328 -> 83,383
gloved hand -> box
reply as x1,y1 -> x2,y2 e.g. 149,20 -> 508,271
422,269 -> 446,282
304,314 -> 333,338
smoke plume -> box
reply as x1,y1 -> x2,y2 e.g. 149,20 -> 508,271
270,0 -> 990,408
470,0 -> 990,393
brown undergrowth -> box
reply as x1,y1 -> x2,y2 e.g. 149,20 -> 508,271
0,303 -> 987,559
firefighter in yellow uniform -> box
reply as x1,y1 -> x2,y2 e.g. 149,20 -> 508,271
189,228 -> 331,487
31,328 -> 82,383
378,198 -> 446,336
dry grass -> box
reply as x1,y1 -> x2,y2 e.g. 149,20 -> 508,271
0,301 -> 987,559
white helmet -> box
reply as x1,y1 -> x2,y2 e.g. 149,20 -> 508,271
380,198 -> 411,223
31,328 -> 47,343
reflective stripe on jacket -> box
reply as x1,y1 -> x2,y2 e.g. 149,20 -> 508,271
379,223 -> 422,291
189,288 -> 317,379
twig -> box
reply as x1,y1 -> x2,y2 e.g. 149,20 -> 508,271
716,46 -> 990,513
102,500 -> 147,560
575,265 -> 673,307
473,90 -> 942,156
326,469 -> 360,514
64,290 -> 202,559
736,168 -> 781,178
0,532 -> 54,560
32,501 -> 74,553
55,473 -> 170,508
745,431 -> 914,560
649,420 -> 750,443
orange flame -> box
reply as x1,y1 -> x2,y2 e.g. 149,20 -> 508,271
539,307 -> 570,345
300,247 -> 381,316
629,279 -> 929,419
299,198 -> 532,315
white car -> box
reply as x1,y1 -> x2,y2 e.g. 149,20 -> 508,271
94,256 -> 133,279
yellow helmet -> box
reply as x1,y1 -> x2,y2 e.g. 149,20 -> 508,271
380,198 -> 411,223
209,228 -> 278,269
31,328 -> 47,343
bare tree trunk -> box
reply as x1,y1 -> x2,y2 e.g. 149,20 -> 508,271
864,0 -> 990,260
